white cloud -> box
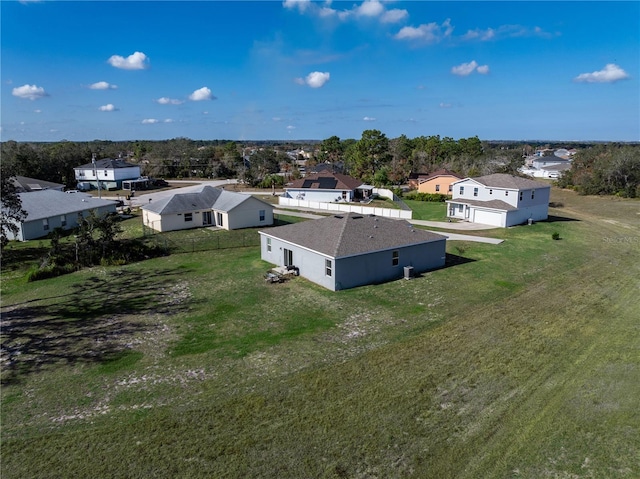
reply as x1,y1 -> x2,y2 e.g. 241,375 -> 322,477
156,97 -> 184,105
394,19 -> 453,43
355,0 -> 384,18
99,104 -> 117,112
286,125 -> 296,131
462,28 -> 496,41
381,8 -> 409,24
189,87 -> 215,101
89,81 -> 117,90
142,118 -> 159,124
574,64 -> 630,83
296,71 -> 330,88
439,102 -> 452,108
285,0 -> 407,25
282,0 -> 312,13
363,116 -> 376,121
451,60 -> 489,76
12,84 -> 47,100
107,51 -> 149,70
34,109 -> 42,113
164,119 -> 174,123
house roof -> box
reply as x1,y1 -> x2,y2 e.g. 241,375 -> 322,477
261,212 -> 446,259
446,198 -> 517,212
457,173 -> 550,190
287,172 -> 363,191
141,185 -> 271,215
74,158 -> 139,170
12,176 -> 64,192
540,163 -> 572,172
14,190 -> 117,221
419,169 -> 462,182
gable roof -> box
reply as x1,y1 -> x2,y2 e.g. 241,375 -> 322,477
287,172 -> 363,191
74,158 -> 139,170
456,173 -> 550,190
13,190 -> 117,221
261,213 -> 446,259
12,176 -> 65,192
419,169 -> 462,182
141,185 -> 271,215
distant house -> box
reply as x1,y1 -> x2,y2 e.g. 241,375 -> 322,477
11,176 -> 65,193
417,169 -> 462,195
520,158 -> 572,179
284,172 -> 372,203
407,173 -> 430,190
74,157 -> 141,191
446,174 -> 551,227
141,185 -> 274,232
260,213 -> 447,291
4,190 -> 117,241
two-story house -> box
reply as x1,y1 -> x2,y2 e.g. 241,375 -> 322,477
446,174 -> 551,227
74,156 -> 141,191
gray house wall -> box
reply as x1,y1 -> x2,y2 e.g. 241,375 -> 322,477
260,234 -> 446,291
17,204 -> 117,241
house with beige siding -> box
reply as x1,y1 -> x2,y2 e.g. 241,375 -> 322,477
417,169 -> 462,195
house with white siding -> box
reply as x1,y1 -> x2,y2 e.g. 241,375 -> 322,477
446,174 -> 550,227
260,213 -> 446,291
283,172 -> 372,203
74,157 -> 141,191
141,185 -> 274,232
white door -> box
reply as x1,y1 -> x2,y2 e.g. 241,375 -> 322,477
473,210 -> 502,226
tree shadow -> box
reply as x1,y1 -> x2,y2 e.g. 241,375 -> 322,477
543,215 -> 580,223
0,267 -> 200,385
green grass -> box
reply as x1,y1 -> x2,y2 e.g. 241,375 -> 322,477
404,199 -> 448,220
1,187 -> 639,478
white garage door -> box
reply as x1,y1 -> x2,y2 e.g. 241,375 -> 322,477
473,209 -> 503,226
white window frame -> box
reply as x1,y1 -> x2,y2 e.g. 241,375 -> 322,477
184,213 -> 193,222
325,259 -> 332,277
392,250 -> 399,266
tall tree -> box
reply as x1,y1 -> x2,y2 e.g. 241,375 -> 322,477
318,135 -> 344,172
349,129 -> 391,183
0,162 -> 26,250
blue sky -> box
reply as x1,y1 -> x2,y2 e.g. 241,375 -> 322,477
2,1 -> 638,142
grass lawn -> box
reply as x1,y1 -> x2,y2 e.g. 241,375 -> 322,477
1,188 -> 639,478
404,199 -> 448,221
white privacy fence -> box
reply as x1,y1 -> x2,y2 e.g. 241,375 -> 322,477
278,188 -> 413,220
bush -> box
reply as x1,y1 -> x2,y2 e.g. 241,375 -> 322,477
552,232 -> 561,240
26,263 -> 76,282
404,192 -> 448,202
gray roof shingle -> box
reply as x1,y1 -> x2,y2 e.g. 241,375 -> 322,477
141,186 -> 268,214
470,173 -> 550,190
261,213 -> 446,258
14,190 -> 117,221
74,158 -> 138,170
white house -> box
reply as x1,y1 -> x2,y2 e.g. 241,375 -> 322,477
446,174 -> 551,227
141,185 -> 274,232
283,172 -> 372,203
74,157 -> 141,191
260,213 -> 447,291
4,190 -> 118,241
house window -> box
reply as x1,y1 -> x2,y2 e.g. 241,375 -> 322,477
519,192 -> 523,201
325,259 -> 332,277
217,212 -> 223,226
267,237 -> 271,252
489,189 -> 493,195
473,187 -> 478,197
43,218 -> 49,231
448,185 -> 452,192
505,191 -> 509,196
459,186 -> 464,195
435,184 -> 440,192
259,209 -> 265,221
184,213 -> 193,222
61,215 -> 66,227
531,190 -> 535,199
458,204 -> 463,213
103,170 -> 108,177
392,250 -> 399,266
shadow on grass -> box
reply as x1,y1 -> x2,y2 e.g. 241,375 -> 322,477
0,267 -> 198,385
544,215 -> 580,223
444,252 -> 477,267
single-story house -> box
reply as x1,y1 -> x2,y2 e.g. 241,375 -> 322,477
4,190 -> 118,241
417,169 -> 462,195
407,172 -> 430,190
283,172 -> 372,203
11,176 -> 65,193
141,185 -> 274,232
74,157 -> 141,191
446,174 -> 551,227
260,213 -> 447,291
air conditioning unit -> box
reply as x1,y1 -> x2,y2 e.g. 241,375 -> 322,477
404,266 -> 414,280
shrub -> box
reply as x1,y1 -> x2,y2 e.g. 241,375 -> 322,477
552,232 -> 561,240
404,192 -> 448,203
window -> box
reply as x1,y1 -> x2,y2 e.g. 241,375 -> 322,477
43,218 -> 49,231
505,190 -> 509,196
459,186 -> 464,195
259,209 -> 265,221
325,259 -> 332,277
60,215 -> 66,227
531,190 -> 535,199
473,187 -> 478,197
267,237 -> 271,252
458,204 -> 463,213
489,189 -> 493,195
435,184 -> 440,192
103,170 -> 108,176
392,250 -> 399,266
519,191 -> 523,201
216,212 -> 223,226
184,213 -> 193,222
448,185 -> 452,192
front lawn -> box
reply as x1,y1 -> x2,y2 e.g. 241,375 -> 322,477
404,199 -> 448,221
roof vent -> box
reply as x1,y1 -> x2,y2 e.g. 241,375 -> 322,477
369,235 -> 373,239
334,215 -> 344,219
